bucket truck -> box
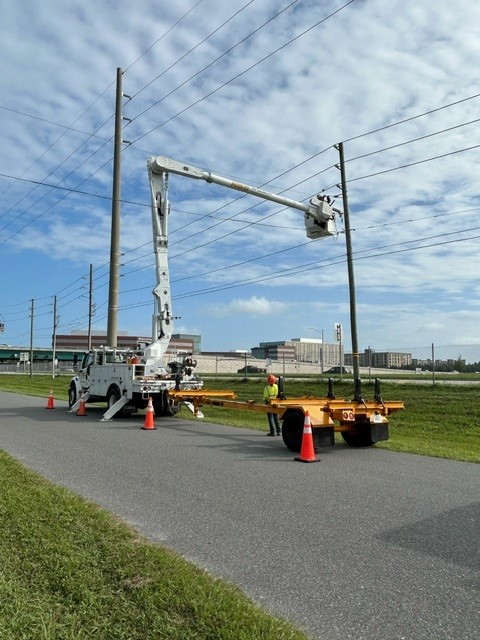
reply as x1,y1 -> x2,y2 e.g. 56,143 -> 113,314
68,165 -> 205,421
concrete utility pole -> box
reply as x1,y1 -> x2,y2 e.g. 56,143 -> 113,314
335,142 -> 361,393
107,67 -> 123,348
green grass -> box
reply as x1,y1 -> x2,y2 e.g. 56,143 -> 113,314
0,451 -> 308,640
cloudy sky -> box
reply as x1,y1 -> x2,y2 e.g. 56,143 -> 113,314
1,0 -> 480,358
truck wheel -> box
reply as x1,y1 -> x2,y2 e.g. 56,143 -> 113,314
153,391 -> 179,417
68,383 -> 77,409
281,410 -> 304,452
107,387 -> 122,416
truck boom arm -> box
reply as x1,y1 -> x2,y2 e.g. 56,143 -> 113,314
145,161 -> 174,373
148,155 -> 335,239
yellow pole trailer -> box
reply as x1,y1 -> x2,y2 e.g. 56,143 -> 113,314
169,378 -> 404,452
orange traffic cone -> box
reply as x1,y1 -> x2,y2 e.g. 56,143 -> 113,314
76,393 -> 87,416
142,397 -> 156,430
294,411 -> 319,463
45,389 -> 55,409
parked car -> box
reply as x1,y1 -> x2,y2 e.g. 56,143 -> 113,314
324,366 -> 351,374
237,365 -> 267,374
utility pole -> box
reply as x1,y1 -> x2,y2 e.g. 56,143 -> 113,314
29,299 -> 34,378
107,67 -> 127,348
87,263 -> 93,350
335,142 -> 361,396
52,295 -> 58,379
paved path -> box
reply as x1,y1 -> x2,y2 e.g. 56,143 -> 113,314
0,391 -> 478,640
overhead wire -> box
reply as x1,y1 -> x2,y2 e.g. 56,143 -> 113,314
128,0 -> 298,124
4,3 -> 480,340
130,0 -> 357,144
127,0 -> 257,104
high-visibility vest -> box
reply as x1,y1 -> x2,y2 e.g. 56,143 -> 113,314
263,383 -> 278,401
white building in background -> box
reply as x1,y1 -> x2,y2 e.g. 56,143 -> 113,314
252,338 -> 340,367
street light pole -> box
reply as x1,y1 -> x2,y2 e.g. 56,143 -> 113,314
308,327 -> 324,374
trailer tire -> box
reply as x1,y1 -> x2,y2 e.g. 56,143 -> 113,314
68,383 -> 77,409
342,421 -> 389,447
282,410 -> 306,452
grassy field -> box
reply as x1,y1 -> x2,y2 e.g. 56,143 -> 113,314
0,373 -> 478,638
0,451 -> 307,640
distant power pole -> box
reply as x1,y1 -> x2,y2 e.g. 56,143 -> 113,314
52,295 -> 59,379
29,299 -> 34,378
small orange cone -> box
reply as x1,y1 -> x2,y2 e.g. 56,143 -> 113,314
142,397 -> 156,430
45,389 -> 55,409
294,411 -> 319,463
76,393 -> 87,416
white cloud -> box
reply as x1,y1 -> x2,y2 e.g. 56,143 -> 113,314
210,296 -> 288,317
1,0 -> 480,355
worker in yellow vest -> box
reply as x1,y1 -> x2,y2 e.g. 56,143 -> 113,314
263,374 -> 281,436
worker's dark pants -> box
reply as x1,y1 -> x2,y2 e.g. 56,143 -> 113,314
267,412 -> 280,434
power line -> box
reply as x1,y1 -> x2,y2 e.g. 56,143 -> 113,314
131,0 -> 357,144
322,142 -> 480,191
124,0 -> 205,73
342,92 -> 480,144
128,0 -> 256,104
128,0 -> 297,125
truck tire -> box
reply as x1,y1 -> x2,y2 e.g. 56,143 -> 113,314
153,390 -> 179,417
107,386 -> 123,416
68,383 -> 77,409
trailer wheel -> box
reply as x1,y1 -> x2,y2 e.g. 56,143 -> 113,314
281,410 -> 305,452
341,424 -> 374,447
342,421 -> 389,447
68,383 -> 77,409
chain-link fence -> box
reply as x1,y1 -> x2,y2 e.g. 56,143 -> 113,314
1,344 -> 480,383
373,344 -> 480,372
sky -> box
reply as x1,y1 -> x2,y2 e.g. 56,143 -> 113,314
1,0 -> 480,358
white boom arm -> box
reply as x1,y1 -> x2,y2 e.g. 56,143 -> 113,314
148,155 -> 335,239
144,160 -> 174,374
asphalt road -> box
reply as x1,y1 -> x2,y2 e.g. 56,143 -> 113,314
0,391 -> 478,640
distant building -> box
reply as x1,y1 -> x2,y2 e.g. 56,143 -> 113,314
344,348 -> 412,368
171,333 -> 201,354
56,331 -> 150,350
252,338 -> 340,366
251,341 -> 296,361
56,331 -> 200,356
